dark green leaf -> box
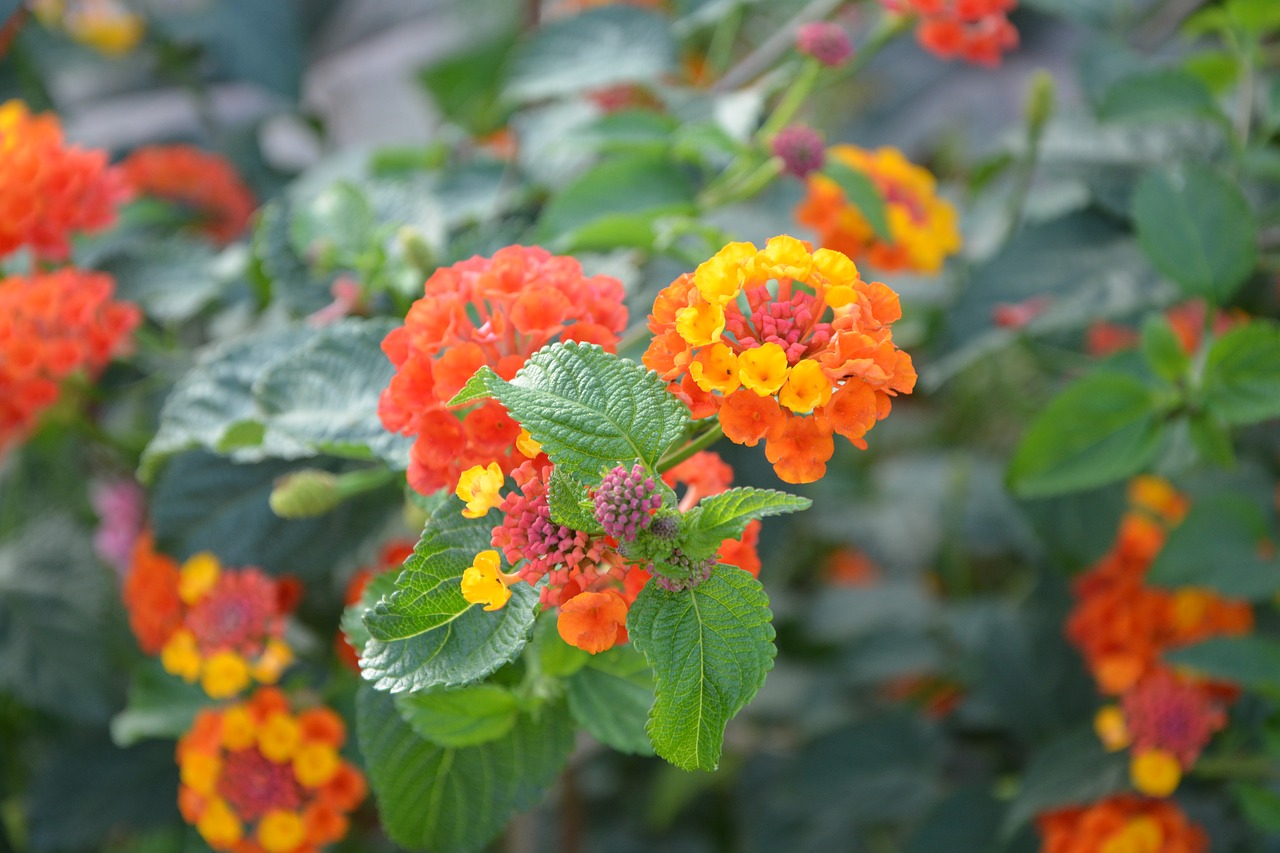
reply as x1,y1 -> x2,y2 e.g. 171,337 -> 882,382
110,663 -> 209,747
1097,70 -> 1221,123
1165,637 -> 1280,691
394,685 -> 520,748
419,32 -> 517,135
1003,730 -> 1127,834
1234,783 -> 1280,832
822,160 -> 891,241
566,645 -> 655,755
1147,495 -> 1280,599
1202,321 -> 1280,425
1188,412 -> 1235,467
340,569 -> 400,660
154,0 -> 302,97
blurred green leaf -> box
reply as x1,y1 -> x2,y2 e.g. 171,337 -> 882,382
110,663 -> 208,747
822,160 -> 891,241
1097,70 -> 1221,123
908,788 -> 1005,853
419,32 -> 517,135
1140,315 -> 1190,384
566,645 -> 655,755
1202,321 -> 1280,425
394,685 -> 520,748
153,0 -> 303,97
1003,730 -> 1127,834
1234,783 -> 1280,832
99,237 -> 228,323
289,181 -> 377,270
1166,637 -> 1280,690
1147,495 -> 1280,599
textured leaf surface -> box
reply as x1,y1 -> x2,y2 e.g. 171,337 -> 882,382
627,566 -> 775,770
453,342 -> 690,483
565,645 -> 655,755
683,487 -> 810,551
362,498 -> 536,692
547,467 -> 602,532
357,685 -> 573,853
394,685 -> 520,748
1202,322 -> 1280,425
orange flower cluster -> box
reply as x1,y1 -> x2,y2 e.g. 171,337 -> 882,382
123,534 -> 296,699
1037,795 -> 1208,853
1086,300 -> 1244,359
336,539 -> 415,671
121,144 -> 257,245
0,100 -> 128,260
796,146 -> 961,275
643,235 -> 916,483
178,688 -> 366,853
0,268 -> 139,456
882,0 -> 1019,66
379,246 -> 628,494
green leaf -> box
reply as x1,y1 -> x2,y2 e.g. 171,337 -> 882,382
1228,0 -> 1280,32
153,0 -> 303,97
683,487 -> 811,551
289,181 -> 376,269
340,569 -> 401,659
1166,637 -> 1280,691
1140,315 -> 1190,384
1002,730 -> 1128,834
1202,321 -> 1280,425
451,342 -> 691,484
822,160 -> 891,241
394,685 -> 520,748
1188,412 -> 1235,467
252,318 -> 411,467
504,6 -> 676,103
1133,166 -> 1258,303
419,32 -> 517,135
250,199 -> 333,317
99,237 -> 227,323
627,566 -> 776,771
548,467 -> 603,533
566,645 -> 655,755
1147,495 -> 1280,599
1233,784 -> 1280,833
362,498 -> 537,692
1097,69 -> 1221,123
1009,372 -> 1164,497
110,663 -> 209,747
357,685 -> 574,853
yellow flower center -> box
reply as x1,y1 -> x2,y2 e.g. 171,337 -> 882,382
778,359 -> 833,413
738,343 -> 790,397
456,462 -> 505,519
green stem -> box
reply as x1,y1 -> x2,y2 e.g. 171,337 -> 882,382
335,466 -> 398,501
1192,755 -> 1280,781
831,13 -> 914,83
757,58 -> 821,142
658,423 -> 724,473
699,157 -> 784,209
706,4 -> 744,77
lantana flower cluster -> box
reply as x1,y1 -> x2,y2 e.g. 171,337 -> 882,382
796,145 -> 961,275
0,100 -> 128,260
1037,794 -> 1208,853
882,0 -> 1020,66
643,235 -> 916,483
121,144 -> 257,244
0,268 -> 140,456
123,533 -> 296,699
177,687 -> 366,853
1066,477 -> 1253,798
378,245 -> 628,495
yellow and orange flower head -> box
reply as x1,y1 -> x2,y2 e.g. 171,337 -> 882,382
460,549 -> 514,612
796,145 -> 961,275
0,101 -> 129,260
120,145 -> 256,244
1036,795 -> 1208,853
31,0 -> 145,55
176,688 -> 365,852
642,236 -> 916,484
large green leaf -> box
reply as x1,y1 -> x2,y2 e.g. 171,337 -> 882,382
357,685 -> 574,853
362,498 -> 537,692
1133,166 -> 1258,304
1002,730 -> 1128,834
627,566 -> 776,770
1009,372 -> 1164,497
453,342 -> 690,484
1147,496 -> 1280,600
1201,322 -> 1280,425
504,6 -> 676,103
1096,70 -> 1221,123
565,645 -> 655,755
1165,637 -> 1280,691
683,487 -> 811,551
394,685 -> 520,748
99,237 -> 227,323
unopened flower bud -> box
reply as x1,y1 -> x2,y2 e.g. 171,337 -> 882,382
594,463 -> 663,542
796,22 -> 853,67
269,470 -> 340,518
771,125 -> 826,178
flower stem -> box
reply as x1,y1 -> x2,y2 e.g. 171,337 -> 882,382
658,423 -> 725,473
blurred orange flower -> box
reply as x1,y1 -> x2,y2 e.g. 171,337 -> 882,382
121,144 -> 256,244
1037,795 -> 1208,853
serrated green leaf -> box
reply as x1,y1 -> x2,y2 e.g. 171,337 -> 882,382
1140,315 -> 1190,384
451,342 -> 691,484
683,487 -> 810,551
822,161 -> 891,241
362,498 -> 537,692
566,645 -> 655,755
1202,322 -> 1280,425
548,467 -> 603,532
110,663 -> 208,747
394,685 -> 520,748
1009,372 -> 1165,497
627,566 -> 775,771
1002,730 -> 1127,835
340,569 -> 401,659
1147,495 -> 1280,599
1165,637 -> 1280,691
357,685 -> 574,853
1133,166 -> 1258,304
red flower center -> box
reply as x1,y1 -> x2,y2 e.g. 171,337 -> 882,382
219,748 -> 303,822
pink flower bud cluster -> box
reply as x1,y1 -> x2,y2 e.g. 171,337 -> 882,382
593,464 -> 662,542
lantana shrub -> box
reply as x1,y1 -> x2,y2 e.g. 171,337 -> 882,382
4,1 -> 1280,852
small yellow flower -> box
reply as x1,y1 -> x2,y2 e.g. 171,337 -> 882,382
251,638 -> 294,685
201,650 -> 251,699
180,752 -> 221,795
675,301 -> 726,347
293,741 -> 341,788
258,711 -> 302,763
516,428 -> 542,459
460,550 -> 512,612
178,552 -> 220,604
221,705 -> 257,751
1094,705 -> 1131,752
749,235 -> 813,282
693,241 -> 755,306
70,8 -> 145,56
258,809 -> 306,853
738,343 -> 790,397
456,462 -> 504,519
196,797 -> 243,848
1129,749 -> 1181,798
161,629 -> 201,683
778,359 -> 833,413
689,342 -> 741,395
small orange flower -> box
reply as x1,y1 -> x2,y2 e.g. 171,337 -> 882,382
1037,795 -> 1208,853
882,0 -> 1019,67
120,144 -> 256,244
557,590 -> 629,654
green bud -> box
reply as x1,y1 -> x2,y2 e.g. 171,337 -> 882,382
269,469 -> 340,519
1026,70 -> 1056,139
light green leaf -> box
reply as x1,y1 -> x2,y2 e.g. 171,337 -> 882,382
1097,70 -> 1221,123
362,497 -> 537,692
394,685 -> 520,748
683,487 -> 811,551
1009,372 -> 1164,497
566,645 -> 655,755
1133,166 -> 1258,304
547,467 -> 602,533
1147,495 -> 1280,599
450,342 -> 691,484
504,6 -> 676,103
822,161 -> 891,241
1202,322 -> 1280,425
1165,637 -> 1280,691
357,685 -> 574,853
110,663 -> 208,747
340,569 -> 401,659
627,566 -> 776,770
1140,315 -> 1190,384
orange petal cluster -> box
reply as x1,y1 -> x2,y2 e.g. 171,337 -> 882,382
882,0 -> 1019,66
123,534 -> 297,698
336,539 -> 416,671
0,100 -> 128,260
0,268 -> 140,456
662,451 -> 763,576
379,246 -> 627,494
121,144 -> 257,244
796,146 -> 961,275
643,236 -> 916,483
1037,795 -> 1208,853
177,688 -> 366,853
